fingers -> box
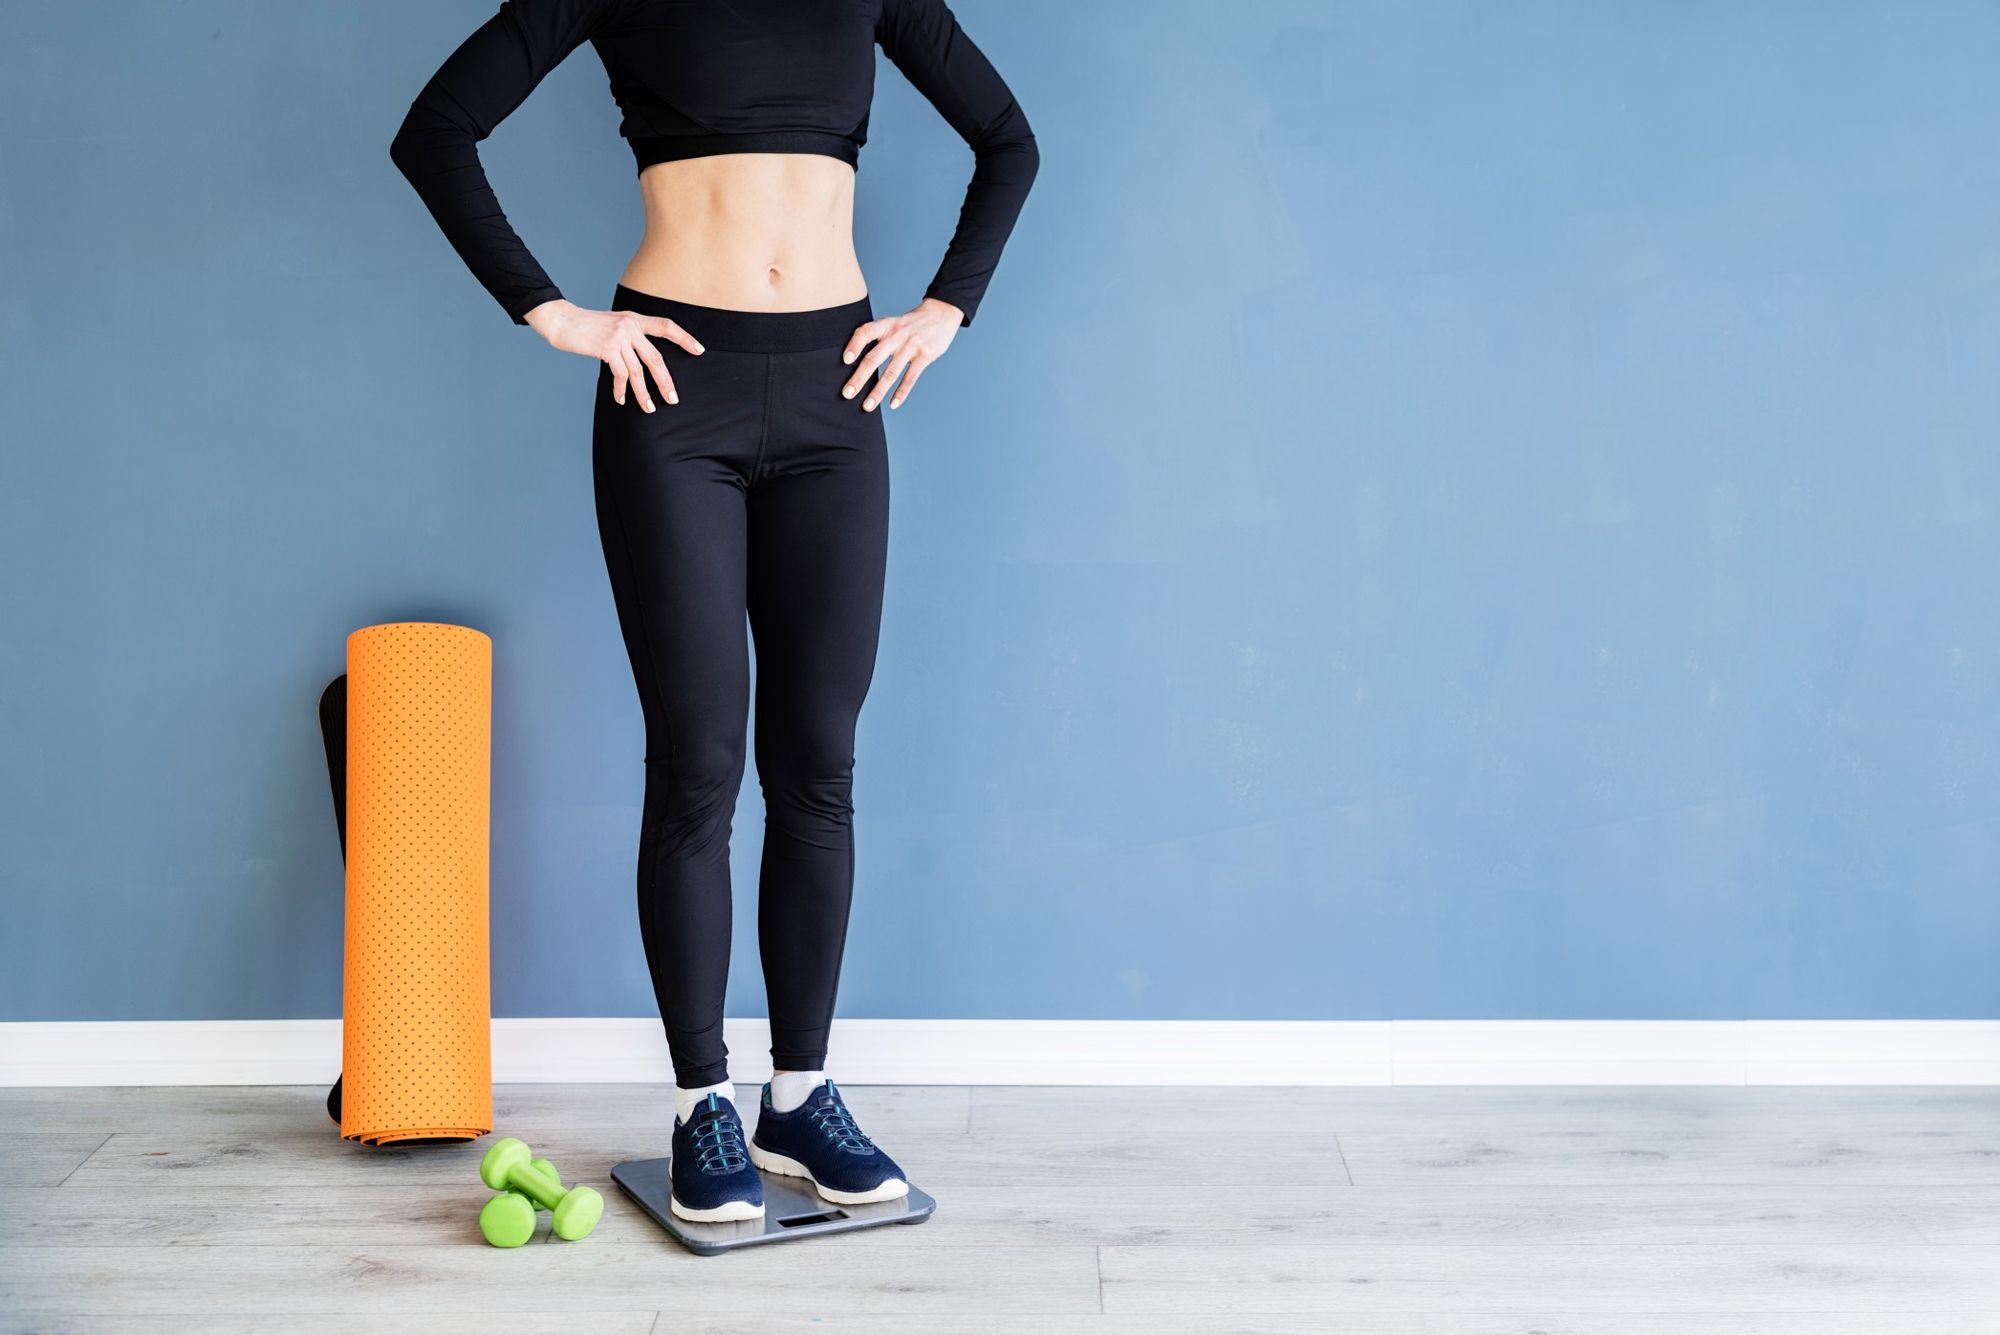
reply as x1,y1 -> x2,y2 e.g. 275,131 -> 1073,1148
844,333 -> 902,402
606,312 -> 690,410
864,346 -> 917,412
636,337 -> 678,406
644,315 -> 704,357
888,355 -> 928,409
842,319 -> 883,368
619,345 -> 656,413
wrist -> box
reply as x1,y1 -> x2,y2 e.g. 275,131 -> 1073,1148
918,296 -> 965,326
522,298 -> 573,338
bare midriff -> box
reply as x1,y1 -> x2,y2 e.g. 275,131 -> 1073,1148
618,153 -> 869,312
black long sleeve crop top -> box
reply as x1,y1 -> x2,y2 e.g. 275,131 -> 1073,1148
388,0 -> 1038,327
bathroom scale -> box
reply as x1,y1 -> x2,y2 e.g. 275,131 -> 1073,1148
611,1157 -> 935,1255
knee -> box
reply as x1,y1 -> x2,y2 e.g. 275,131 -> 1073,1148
645,733 -> 746,837
756,733 -> 856,820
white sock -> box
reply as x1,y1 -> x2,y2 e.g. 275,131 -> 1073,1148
768,1069 -> 825,1113
674,1079 -> 736,1124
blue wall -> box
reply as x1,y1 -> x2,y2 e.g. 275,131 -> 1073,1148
3,1 -> 1995,1024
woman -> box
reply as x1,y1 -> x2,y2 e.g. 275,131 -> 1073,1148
390,0 -> 1036,1223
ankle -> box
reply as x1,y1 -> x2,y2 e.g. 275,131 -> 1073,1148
674,1078 -> 736,1123
768,1069 -> 825,1113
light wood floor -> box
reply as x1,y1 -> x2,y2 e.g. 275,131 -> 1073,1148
3,1084 -> 1998,1333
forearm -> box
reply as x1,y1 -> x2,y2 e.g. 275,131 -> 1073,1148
923,132 -> 1039,326
390,100 -> 566,325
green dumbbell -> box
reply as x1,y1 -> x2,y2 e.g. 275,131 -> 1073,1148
476,1155 -> 565,1247
478,1138 -> 604,1245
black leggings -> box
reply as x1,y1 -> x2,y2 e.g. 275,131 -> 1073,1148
592,284 -> 889,1088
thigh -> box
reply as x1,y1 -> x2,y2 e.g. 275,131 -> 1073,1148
592,357 -> 761,752
745,414 -> 890,738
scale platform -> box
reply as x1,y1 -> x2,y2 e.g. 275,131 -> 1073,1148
611,1157 -> 935,1255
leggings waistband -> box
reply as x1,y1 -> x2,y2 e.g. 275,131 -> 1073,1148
610,284 -> 872,354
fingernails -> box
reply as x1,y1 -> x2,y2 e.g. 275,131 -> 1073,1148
842,385 -> 857,399
843,352 -> 855,364
666,393 -> 678,405
692,345 -> 705,355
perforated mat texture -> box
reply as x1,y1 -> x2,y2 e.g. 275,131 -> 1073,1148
341,622 -> 493,1145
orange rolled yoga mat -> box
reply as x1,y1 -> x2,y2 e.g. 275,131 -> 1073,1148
341,621 -> 494,1145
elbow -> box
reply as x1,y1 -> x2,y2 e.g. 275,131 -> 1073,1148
388,110 -> 422,180
388,99 -> 464,183
1003,122 -> 1038,172
1004,131 -> 1039,201
975,119 -> 1039,192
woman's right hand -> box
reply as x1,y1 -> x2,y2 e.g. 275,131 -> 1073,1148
523,299 -> 704,412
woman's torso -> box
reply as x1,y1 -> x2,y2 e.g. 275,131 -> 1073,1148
389,0 -> 1033,328
619,152 -> 867,312
599,0 -> 877,311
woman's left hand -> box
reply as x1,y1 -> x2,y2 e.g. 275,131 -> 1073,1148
841,298 -> 963,411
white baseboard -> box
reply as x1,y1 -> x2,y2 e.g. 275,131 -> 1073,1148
0,1018 -> 1993,1087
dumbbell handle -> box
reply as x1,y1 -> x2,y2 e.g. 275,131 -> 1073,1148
505,1158 -> 567,1211
508,1157 -> 561,1206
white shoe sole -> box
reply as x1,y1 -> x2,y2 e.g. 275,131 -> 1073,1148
669,1192 -> 765,1223
748,1141 -> 910,1205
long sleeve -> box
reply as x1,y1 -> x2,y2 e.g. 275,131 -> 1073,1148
876,0 -> 1039,327
388,0 -> 619,325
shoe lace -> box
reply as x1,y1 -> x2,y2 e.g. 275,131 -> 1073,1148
691,1093 -> 748,1173
807,1080 -> 876,1153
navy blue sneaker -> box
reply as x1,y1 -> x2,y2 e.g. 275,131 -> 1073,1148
670,1090 -> 765,1222
749,1078 -> 909,1204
